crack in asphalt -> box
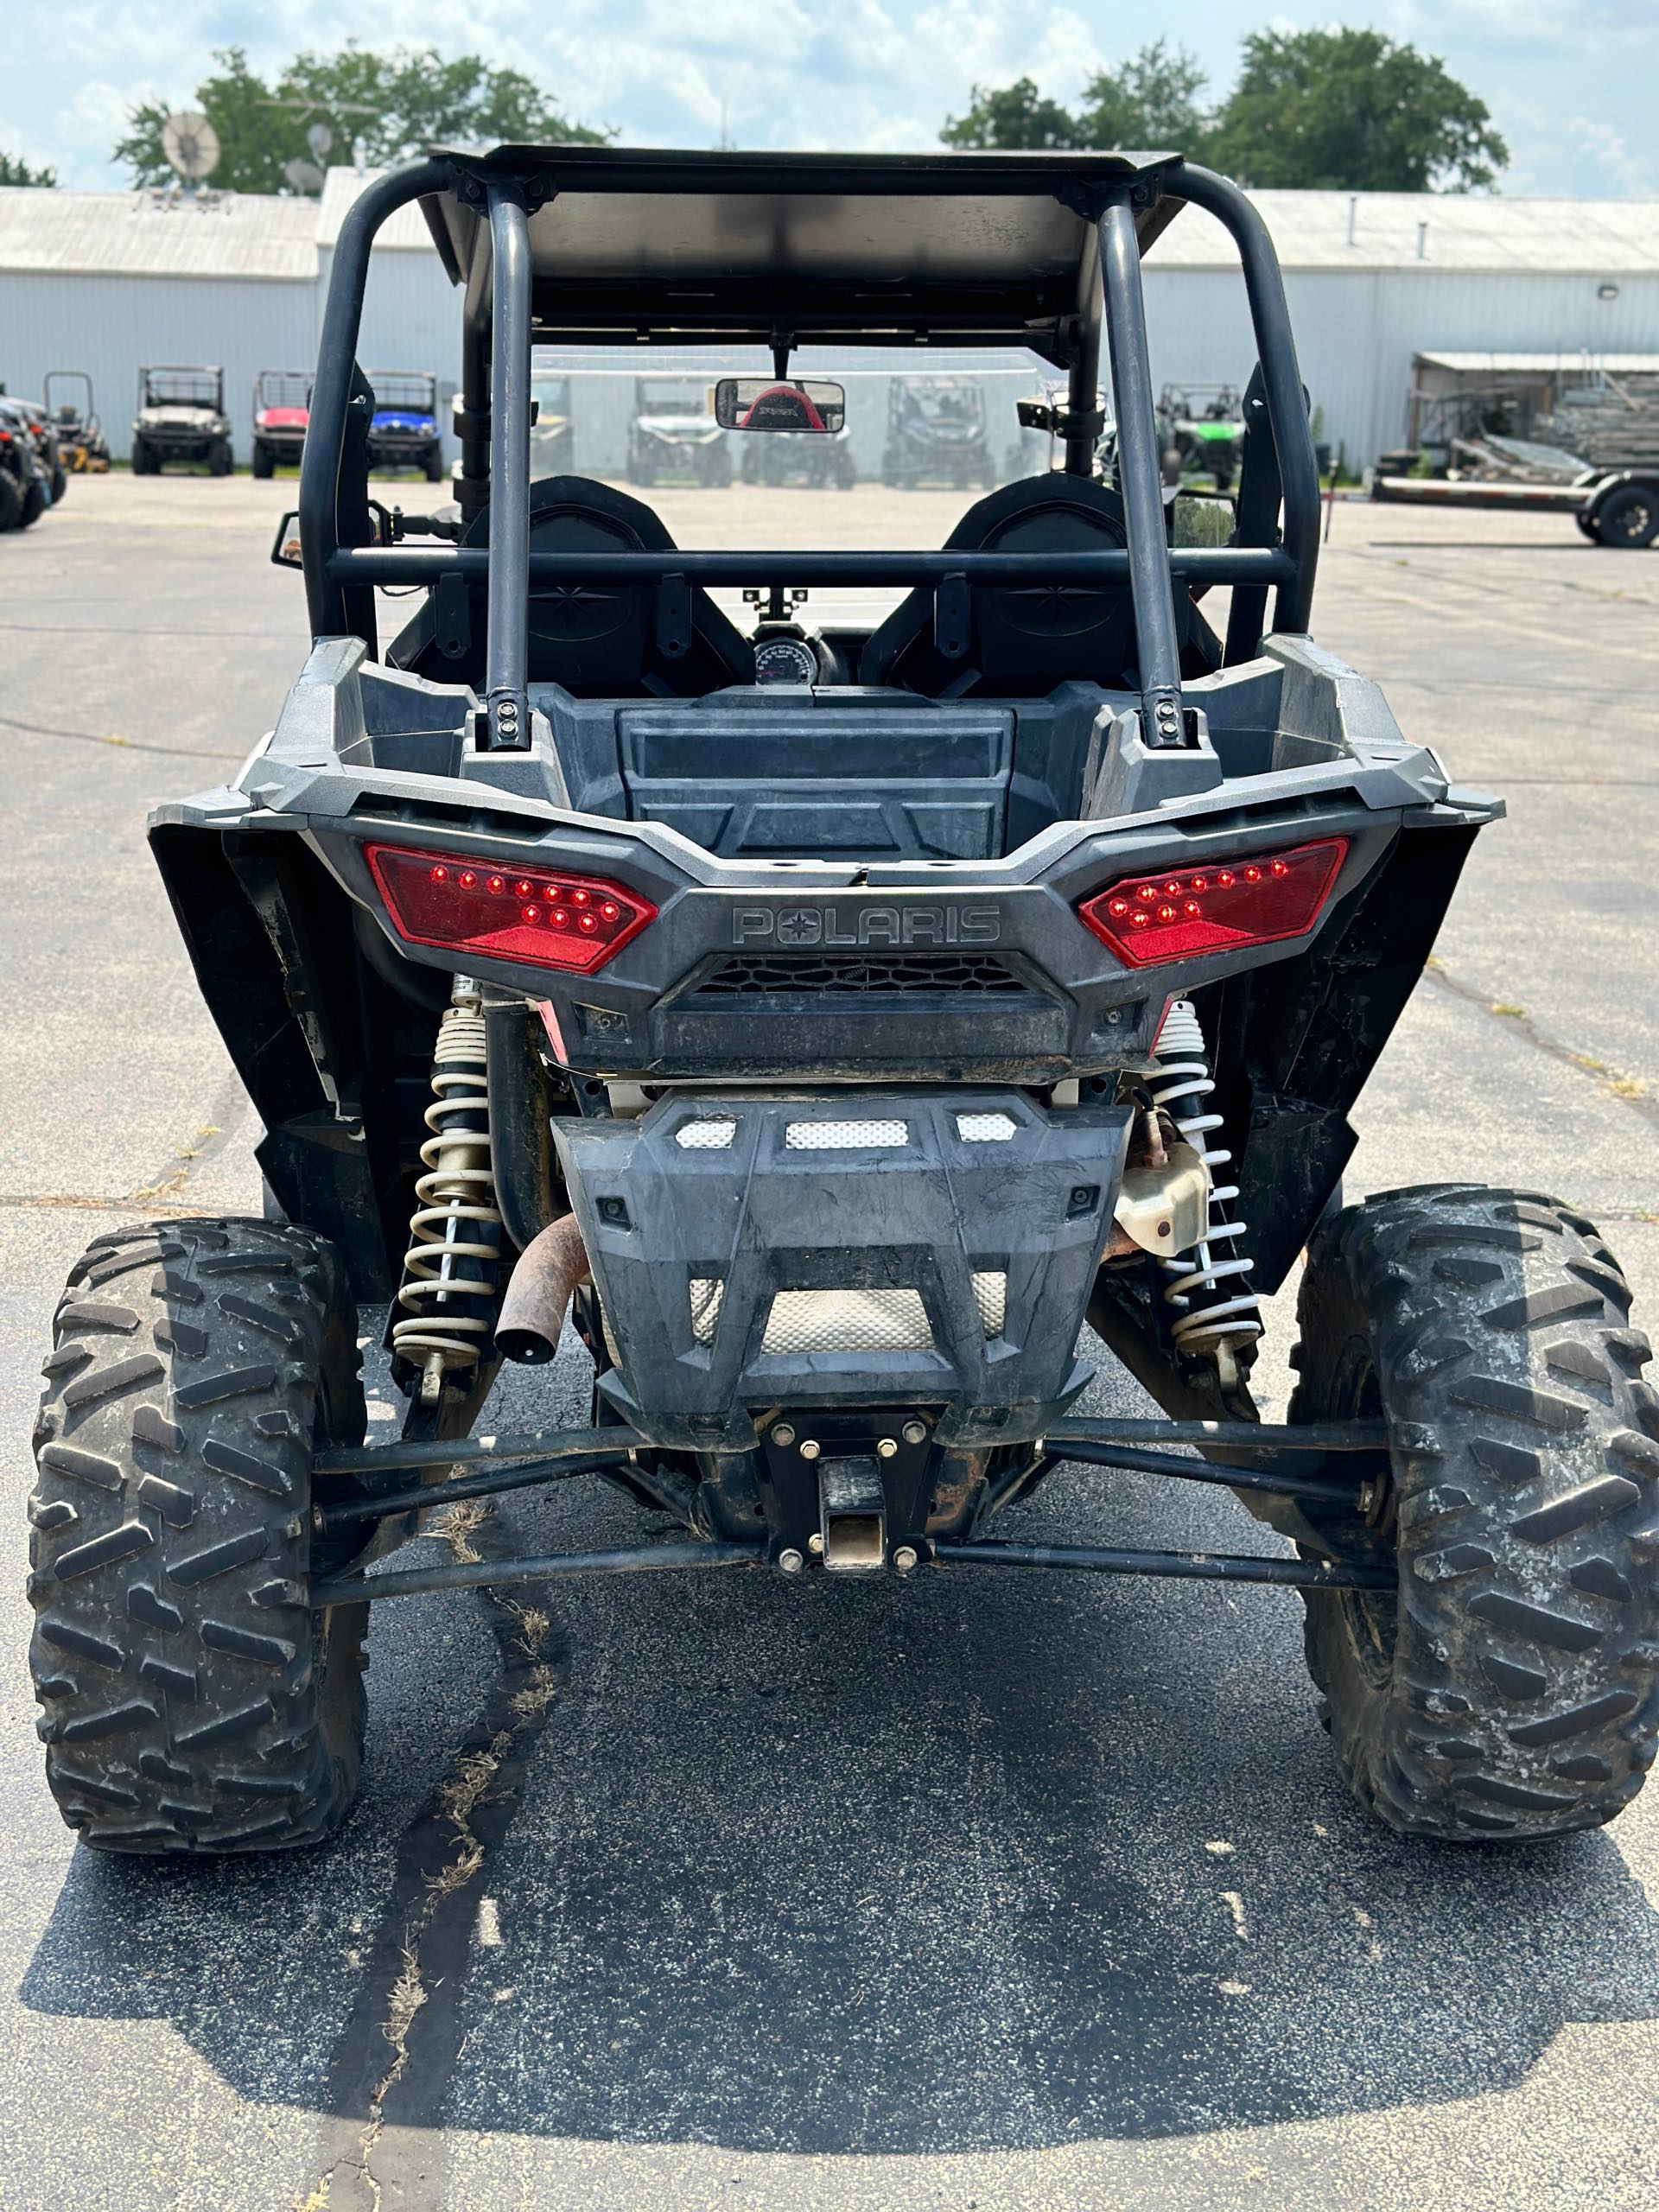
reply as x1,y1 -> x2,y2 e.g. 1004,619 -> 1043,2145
1425,960 -> 1659,1126
307,1501 -> 572,2212
0,706 -> 244,760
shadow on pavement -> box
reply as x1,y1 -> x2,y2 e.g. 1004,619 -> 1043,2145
21,1444 -> 1659,2159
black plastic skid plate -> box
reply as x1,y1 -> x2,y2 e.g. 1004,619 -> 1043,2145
554,1089 -> 1132,1451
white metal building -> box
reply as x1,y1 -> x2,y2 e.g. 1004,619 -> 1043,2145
4,171 -> 1659,469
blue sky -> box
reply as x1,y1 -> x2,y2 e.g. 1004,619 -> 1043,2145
3,0 -> 1655,196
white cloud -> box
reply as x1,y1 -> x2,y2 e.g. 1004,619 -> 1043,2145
1568,117 -> 1653,197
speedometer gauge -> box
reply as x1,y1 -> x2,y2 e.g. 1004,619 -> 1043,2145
753,636 -> 818,686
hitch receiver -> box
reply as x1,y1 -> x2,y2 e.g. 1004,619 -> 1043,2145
819,1456 -> 887,1571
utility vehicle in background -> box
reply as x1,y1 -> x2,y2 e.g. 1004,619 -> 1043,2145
1159,382 -> 1244,492
0,397 -> 51,529
131,365 -> 233,476
529,370 -> 575,477
626,377 -> 732,487
32,145 -> 1656,1858
251,371 -> 312,478
881,374 -> 999,489
44,372 -> 110,474
365,371 -> 444,480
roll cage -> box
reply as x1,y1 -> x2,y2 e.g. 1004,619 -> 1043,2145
299,145 -> 1319,752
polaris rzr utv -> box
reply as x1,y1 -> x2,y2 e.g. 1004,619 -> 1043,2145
365,371 -> 445,480
131,365 -> 232,476
882,374 -> 998,490
35,145 -> 1657,1858
1160,382 -> 1245,493
626,377 -> 732,488
251,371 -> 312,478
0,398 -> 50,530
3,393 -> 67,503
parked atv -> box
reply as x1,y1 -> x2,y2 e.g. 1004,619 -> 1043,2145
1159,383 -> 1245,493
131,365 -> 233,476
882,376 -> 998,489
530,371 -> 575,478
627,378 -> 732,487
0,398 -> 51,529
44,372 -> 111,475
251,371 -> 312,478
36,145 -> 1656,1859
365,372 -> 445,480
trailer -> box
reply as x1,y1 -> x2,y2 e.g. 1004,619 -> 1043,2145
1372,467 -> 1659,548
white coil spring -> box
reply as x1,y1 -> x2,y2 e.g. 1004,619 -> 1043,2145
391,992 -> 504,1382
1148,999 -> 1262,1356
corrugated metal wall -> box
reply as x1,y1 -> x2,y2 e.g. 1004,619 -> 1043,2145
1,271 -> 315,461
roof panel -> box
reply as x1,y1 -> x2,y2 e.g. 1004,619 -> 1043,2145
1152,190 -> 1659,274
0,186 -> 317,280
414,143 -> 1181,352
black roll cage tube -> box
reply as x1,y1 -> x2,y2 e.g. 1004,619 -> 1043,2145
298,156 -> 1319,753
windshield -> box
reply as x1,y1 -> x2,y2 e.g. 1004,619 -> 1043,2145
145,370 -> 219,408
372,373 -> 436,413
636,381 -> 708,417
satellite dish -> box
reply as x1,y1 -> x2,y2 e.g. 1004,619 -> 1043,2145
284,157 -> 326,196
306,121 -> 333,160
160,111 -> 220,182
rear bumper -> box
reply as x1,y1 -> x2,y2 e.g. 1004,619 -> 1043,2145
556,1088 -> 1132,1449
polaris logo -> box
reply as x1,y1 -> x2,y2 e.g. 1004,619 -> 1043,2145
731,905 -> 1001,949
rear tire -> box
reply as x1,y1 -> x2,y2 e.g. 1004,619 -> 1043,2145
0,472 -> 24,530
50,464 -> 67,503
1291,1185 -> 1659,1841
29,1217 -> 370,1853
1592,482 -> 1659,550
19,478 -> 46,527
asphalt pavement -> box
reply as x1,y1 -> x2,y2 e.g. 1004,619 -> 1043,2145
2,474 -> 1656,2212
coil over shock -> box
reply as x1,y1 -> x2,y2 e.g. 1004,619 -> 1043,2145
392,976 -> 506,1402
1147,999 -> 1262,1372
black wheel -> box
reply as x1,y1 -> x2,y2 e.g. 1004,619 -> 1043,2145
19,478 -> 46,528
1592,483 -> 1659,550
1576,511 -> 1600,540
0,471 -> 24,531
251,442 -> 273,480
29,1217 -> 371,1853
1291,1185 -> 1659,1842
423,448 -> 444,484
50,464 -> 67,503
209,441 -> 232,478
130,440 -> 150,477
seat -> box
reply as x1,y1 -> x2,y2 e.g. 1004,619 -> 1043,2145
859,474 -> 1203,699
389,475 -> 753,697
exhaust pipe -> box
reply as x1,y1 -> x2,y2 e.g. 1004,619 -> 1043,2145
494,1213 -> 590,1365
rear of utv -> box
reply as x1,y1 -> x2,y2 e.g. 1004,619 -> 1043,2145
33,147 -> 1658,1857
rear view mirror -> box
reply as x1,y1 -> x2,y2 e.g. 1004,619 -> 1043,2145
270,509 -> 303,569
715,378 -> 846,434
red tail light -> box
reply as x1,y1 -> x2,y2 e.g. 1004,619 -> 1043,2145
1077,838 -> 1349,967
365,844 -> 656,975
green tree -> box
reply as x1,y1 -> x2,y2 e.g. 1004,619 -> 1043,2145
1206,29 -> 1507,191
1076,39 -> 1209,153
944,44 -> 1209,153
0,148 -> 58,186
941,75 -> 1078,150
113,43 -> 607,194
